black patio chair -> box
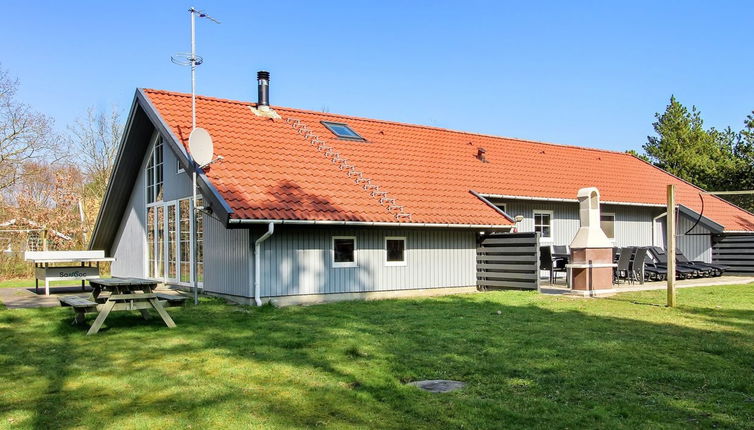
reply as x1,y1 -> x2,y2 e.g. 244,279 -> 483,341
675,249 -> 727,277
540,246 -> 567,284
615,247 -> 635,285
646,247 -> 700,279
630,247 -> 650,283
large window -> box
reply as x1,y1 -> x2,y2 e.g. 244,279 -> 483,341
196,197 -> 204,283
534,210 -> 553,241
332,236 -> 357,268
147,206 -> 155,277
179,200 -> 191,283
146,138 -> 164,204
601,213 -> 615,240
385,236 -> 406,266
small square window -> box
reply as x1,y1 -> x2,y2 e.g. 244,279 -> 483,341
332,236 -> 357,268
385,237 -> 406,266
321,121 -> 365,141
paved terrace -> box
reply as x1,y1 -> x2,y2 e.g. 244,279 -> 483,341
539,275 -> 754,295
0,284 -> 186,309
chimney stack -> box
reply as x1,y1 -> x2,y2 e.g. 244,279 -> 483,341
257,70 -> 270,107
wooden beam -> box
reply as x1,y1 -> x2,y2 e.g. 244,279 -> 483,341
667,184 -> 676,307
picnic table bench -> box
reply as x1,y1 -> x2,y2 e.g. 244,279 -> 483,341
59,277 -> 187,335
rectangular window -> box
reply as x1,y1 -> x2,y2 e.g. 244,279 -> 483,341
385,236 -> 406,266
156,205 -> 165,278
167,203 -> 177,280
179,199 -> 191,283
332,236 -> 357,268
196,197 -> 204,284
534,210 -> 553,240
601,213 -> 615,240
321,121 -> 366,141
146,138 -> 164,204
147,206 -> 155,278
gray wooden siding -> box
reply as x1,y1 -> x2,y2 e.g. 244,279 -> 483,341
203,214 -> 251,296
252,226 -> 477,298
493,200 -> 660,248
163,143 -> 192,201
676,214 -> 712,263
110,144 -> 148,277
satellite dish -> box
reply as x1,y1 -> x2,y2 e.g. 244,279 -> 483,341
188,127 -> 214,166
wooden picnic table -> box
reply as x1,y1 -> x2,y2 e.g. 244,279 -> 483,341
76,278 -> 178,335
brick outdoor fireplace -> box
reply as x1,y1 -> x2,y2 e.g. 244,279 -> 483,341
567,187 -> 617,296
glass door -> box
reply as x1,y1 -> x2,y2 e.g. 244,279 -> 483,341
164,202 -> 178,283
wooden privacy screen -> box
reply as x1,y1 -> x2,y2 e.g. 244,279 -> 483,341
477,232 -> 540,290
712,234 -> 754,275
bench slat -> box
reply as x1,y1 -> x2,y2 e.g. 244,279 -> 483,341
59,296 -> 98,308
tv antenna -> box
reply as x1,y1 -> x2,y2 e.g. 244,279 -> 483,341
171,7 -> 220,130
171,7 -> 221,305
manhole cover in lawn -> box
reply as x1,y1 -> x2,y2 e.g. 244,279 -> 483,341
407,380 -> 465,393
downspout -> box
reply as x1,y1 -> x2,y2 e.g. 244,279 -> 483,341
652,212 -> 667,246
253,222 -> 275,306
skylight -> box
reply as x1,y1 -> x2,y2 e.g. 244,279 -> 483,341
321,121 -> 365,141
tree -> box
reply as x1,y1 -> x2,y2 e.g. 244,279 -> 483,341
640,97 -> 754,211
68,106 -> 122,202
0,65 -> 62,191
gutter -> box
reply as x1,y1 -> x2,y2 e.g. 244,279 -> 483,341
480,193 -> 666,208
253,223 -> 275,306
229,218 -> 514,229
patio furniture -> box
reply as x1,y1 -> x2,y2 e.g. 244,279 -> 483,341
59,277 -> 183,335
647,247 -> 705,278
629,247 -> 649,285
540,246 -> 567,284
675,249 -> 727,277
615,247 -> 635,284
25,250 -> 115,296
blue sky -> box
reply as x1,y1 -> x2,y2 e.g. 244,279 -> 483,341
1,1 -> 752,153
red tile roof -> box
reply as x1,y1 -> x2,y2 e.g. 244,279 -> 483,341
143,89 -> 754,232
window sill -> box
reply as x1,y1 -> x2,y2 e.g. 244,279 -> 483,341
333,262 -> 357,269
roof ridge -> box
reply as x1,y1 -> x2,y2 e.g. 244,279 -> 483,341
281,115 -> 413,221
141,88 -> 632,157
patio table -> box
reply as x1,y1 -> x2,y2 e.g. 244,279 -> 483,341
85,278 -> 176,335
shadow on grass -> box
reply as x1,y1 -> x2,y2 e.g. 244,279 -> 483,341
1,290 -> 753,429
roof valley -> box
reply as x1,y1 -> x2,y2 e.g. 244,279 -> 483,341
283,116 -> 413,221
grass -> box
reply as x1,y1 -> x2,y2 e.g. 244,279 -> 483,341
1,285 -> 753,429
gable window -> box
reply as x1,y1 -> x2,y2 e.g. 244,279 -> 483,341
146,138 -> 164,204
321,121 -> 365,141
385,236 -> 406,266
601,213 -> 616,240
533,210 -> 553,241
332,236 -> 357,268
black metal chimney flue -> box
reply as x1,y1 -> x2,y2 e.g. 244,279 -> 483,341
257,71 -> 270,107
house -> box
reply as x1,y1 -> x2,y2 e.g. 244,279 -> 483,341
90,73 -> 754,305
0,218 -> 72,253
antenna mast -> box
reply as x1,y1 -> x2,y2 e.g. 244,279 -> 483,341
172,7 -> 220,131
171,7 -> 220,305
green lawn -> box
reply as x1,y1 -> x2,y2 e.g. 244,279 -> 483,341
1,285 -> 753,429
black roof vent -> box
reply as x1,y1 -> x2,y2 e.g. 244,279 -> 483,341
257,71 -> 270,107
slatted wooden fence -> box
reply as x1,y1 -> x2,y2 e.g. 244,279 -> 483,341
477,232 -> 540,290
712,234 -> 754,275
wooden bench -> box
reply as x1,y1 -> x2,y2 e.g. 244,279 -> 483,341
155,293 -> 188,307
59,296 -> 99,325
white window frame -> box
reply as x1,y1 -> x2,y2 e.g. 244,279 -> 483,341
384,236 -> 407,266
332,236 -> 357,268
533,210 -> 554,242
600,212 -> 616,241
496,203 -> 507,213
